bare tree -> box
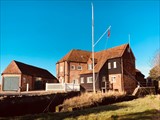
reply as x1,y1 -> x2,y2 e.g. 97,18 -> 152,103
149,50 -> 160,80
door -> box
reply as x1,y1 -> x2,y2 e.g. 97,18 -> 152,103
101,76 -> 106,92
3,77 -> 19,91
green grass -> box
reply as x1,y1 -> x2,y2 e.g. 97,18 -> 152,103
3,95 -> 160,120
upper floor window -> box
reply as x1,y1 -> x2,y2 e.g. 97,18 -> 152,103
88,64 -> 92,70
60,66 -> 63,72
113,62 -> 117,68
108,62 -> 111,69
87,77 -> 93,83
77,66 -> 82,70
71,65 -> 75,70
80,77 -> 84,83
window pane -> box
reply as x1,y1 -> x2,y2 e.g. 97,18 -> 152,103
77,66 -> 82,70
80,77 -> 84,83
113,62 -> 117,68
71,65 -> 75,70
88,64 -> 92,70
108,62 -> 111,69
87,77 -> 93,83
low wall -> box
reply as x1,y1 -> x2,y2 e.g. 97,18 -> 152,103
0,91 -> 80,117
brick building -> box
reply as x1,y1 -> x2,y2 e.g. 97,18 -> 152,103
56,44 -> 139,94
135,69 -> 146,86
1,60 -> 58,91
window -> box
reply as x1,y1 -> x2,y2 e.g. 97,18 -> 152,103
80,77 -> 84,83
110,76 -> 116,83
60,66 -> 63,72
35,77 -> 42,81
73,79 -> 78,84
23,77 -> 26,83
71,65 -> 75,70
108,62 -> 111,69
77,66 -> 82,70
87,77 -> 93,83
102,76 -> 106,82
88,64 -> 92,70
113,62 -> 117,68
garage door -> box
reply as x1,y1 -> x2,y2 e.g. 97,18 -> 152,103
3,77 -> 19,91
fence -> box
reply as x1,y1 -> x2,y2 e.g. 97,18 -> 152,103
45,83 -> 80,92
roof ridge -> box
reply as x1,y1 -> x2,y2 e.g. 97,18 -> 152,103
72,49 -> 91,52
95,43 -> 129,53
14,60 -> 48,71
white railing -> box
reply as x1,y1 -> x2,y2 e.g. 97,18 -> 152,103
45,83 -> 80,92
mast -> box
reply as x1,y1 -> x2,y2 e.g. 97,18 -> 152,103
91,3 -> 96,93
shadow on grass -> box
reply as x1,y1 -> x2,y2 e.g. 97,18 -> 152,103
119,109 -> 160,120
14,104 -> 128,120
15,106 -> 160,120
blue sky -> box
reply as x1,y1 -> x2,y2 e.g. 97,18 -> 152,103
0,0 -> 159,83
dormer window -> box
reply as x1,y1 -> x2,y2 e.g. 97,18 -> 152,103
88,64 -> 92,70
113,62 -> 117,68
71,65 -> 75,70
77,66 -> 82,70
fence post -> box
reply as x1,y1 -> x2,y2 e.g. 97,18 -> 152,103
26,83 -> 29,92
63,83 -> 66,92
73,83 -> 74,91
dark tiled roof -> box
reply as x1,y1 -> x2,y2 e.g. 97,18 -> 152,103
57,49 -> 91,63
57,44 -> 130,74
80,44 -> 129,74
3,60 -> 57,79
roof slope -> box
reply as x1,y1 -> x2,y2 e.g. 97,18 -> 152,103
58,49 -> 91,63
80,44 -> 128,74
2,60 -> 56,79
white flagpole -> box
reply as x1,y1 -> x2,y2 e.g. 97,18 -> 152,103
91,3 -> 96,93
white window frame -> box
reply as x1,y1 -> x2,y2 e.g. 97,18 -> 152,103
71,65 -> 75,70
80,77 -> 84,83
108,62 -> 111,69
110,76 -> 116,83
60,66 -> 63,72
77,66 -> 82,70
113,62 -> 117,68
87,77 -> 93,83
88,64 -> 92,70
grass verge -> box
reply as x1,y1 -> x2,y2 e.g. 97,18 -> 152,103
3,95 -> 159,120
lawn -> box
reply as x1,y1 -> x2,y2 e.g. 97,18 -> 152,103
7,95 -> 159,120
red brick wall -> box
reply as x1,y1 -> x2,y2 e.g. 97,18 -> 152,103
21,74 -> 33,91
109,74 -> 123,92
123,75 -> 137,94
2,61 -> 21,74
56,61 -> 87,83
122,46 -> 137,94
